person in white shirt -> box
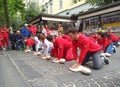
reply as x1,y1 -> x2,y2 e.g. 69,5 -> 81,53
38,33 -> 53,59
33,34 -> 42,55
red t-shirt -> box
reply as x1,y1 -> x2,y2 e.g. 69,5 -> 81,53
97,37 -> 112,51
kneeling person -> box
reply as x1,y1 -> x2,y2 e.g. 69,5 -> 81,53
46,35 -> 73,63
68,30 -> 109,74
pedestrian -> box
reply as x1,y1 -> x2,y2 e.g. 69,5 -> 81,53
21,24 -> 30,38
28,24 -> 37,36
97,32 -> 114,54
46,35 -> 73,63
1,25 -> 9,49
36,25 -> 42,35
58,23 -> 63,36
24,35 -> 35,52
62,34 -> 72,42
38,33 -> 53,59
45,25 -> 50,36
107,27 -> 119,47
41,25 -> 47,37
15,30 -> 25,50
33,34 -> 43,55
0,29 -> 4,49
68,29 -> 109,74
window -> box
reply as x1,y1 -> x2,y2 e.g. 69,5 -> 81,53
59,0 -> 63,9
46,6 -> 48,13
50,2 -> 53,13
71,0 -> 74,5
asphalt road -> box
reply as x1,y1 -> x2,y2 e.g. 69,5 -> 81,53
0,52 -> 31,87
0,47 -> 120,87
5,47 -> 120,87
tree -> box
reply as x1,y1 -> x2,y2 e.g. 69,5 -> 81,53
3,0 -> 9,28
86,0 -> 119,6
0,0 -> 25,28
24,2 -> 42,22
73,0 -> 81,3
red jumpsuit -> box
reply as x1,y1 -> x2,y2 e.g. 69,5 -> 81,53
51,37 -> 73,61
72,34 -> 101,64
28,25 -> 37,36
62,35 -> 72,42
0,32 -> 3,47
45,27 -> 50,36
97,37 -> 112,52
1,27 -> 9,47
25,38 -> 35,46
109,33 -> 119,42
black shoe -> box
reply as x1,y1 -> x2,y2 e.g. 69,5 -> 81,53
104,57 -> 110,64
101,56 -> 110,64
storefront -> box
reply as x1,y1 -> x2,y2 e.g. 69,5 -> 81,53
27,13 -> 76,33
77,1 -> 120,34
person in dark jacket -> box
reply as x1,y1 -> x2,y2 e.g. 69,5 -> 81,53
15,30 -> 25,50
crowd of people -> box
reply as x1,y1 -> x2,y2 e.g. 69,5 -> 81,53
0,23 -> 120,75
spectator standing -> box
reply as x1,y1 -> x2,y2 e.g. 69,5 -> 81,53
1,25 -> 9,49
41,25 -> 47,36
58,23 -> 63,36
45,25 -> 50,36
21,24 -> 30,37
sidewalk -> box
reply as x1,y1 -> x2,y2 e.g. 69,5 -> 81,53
5,47 -> 120,87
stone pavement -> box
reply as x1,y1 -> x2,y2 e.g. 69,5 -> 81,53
4,47 -> 120,87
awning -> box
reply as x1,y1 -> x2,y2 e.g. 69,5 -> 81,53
78,5 -> 120,19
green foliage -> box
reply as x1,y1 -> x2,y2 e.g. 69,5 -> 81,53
86,0 -> 119,6
0,0 -> 43,29
24,2 -> 42,22
0,0 -> 25,28
73,0 -> 81,3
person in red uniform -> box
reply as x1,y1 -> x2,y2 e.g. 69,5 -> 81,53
0,29 -> 3,48
24,36 -> 35,52
107,27 -> 119,47
62,34 -> 72,42
97,32 -> 114,54
68,29 -> 109,72
1,25 -> 9,48
45,25 -> 50,36
46,35 -> 73,62
28,24 -> 37,36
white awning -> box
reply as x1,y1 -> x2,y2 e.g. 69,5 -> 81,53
42,16 -> 75,22
78,5 -> 120,19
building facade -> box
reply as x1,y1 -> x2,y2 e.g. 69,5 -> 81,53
24,0 -> 42,8
42,0 -> 95,16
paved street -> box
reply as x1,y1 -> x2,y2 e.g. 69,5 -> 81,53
0,47 -> 120,87
0,51 -> 31,87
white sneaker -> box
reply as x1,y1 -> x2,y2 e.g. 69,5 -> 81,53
25,49 -> 31,53
37,52 -> 41,55
34,52 -> 41,55
69,65 -> 91,75
41,56 -> 47,59
52,58 -> 60,63
25,50 -> 28,53
59,58 -> 66,64
46,55 -> 51,60
104,53 -> 111,57
2,48 -> 6,51
101,53 -> 111,57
